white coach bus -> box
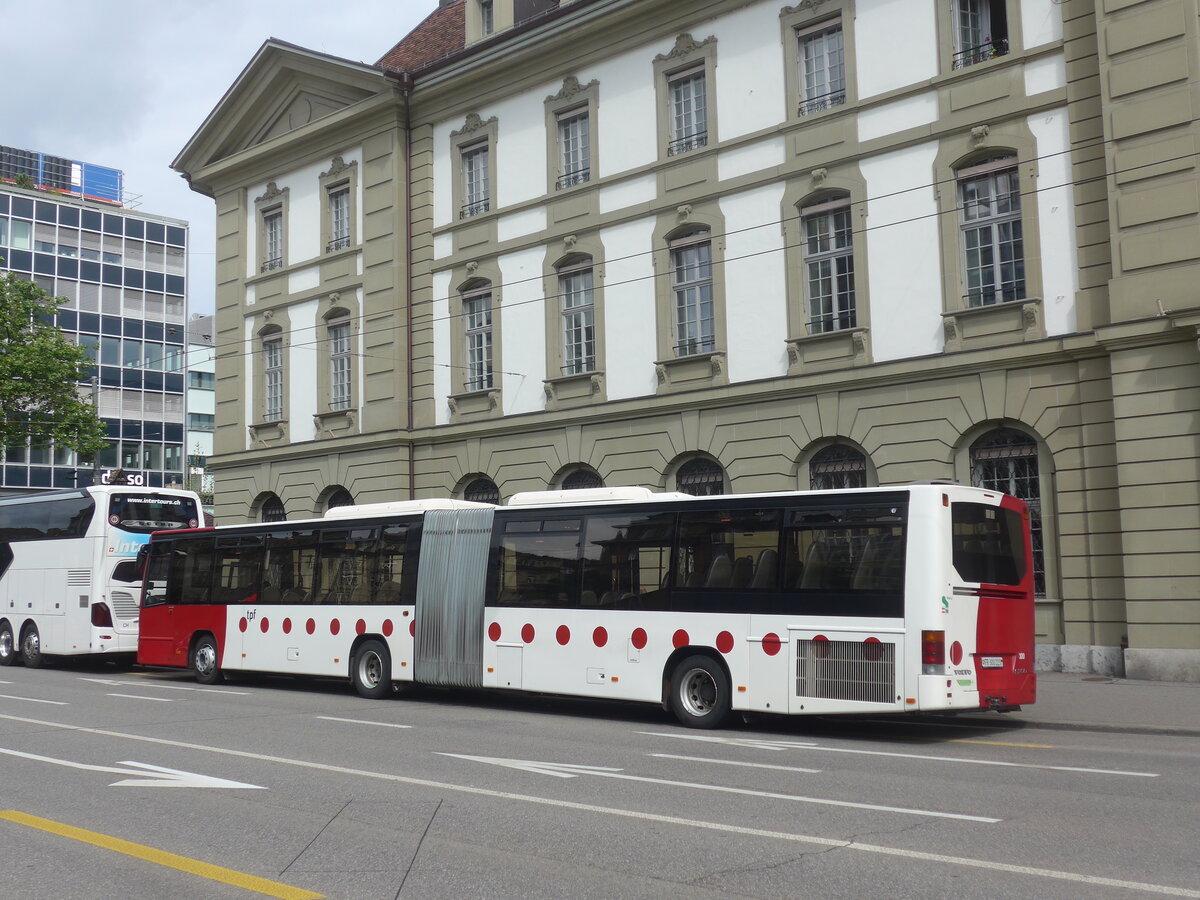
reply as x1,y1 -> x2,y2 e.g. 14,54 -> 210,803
0,485 -> 201,667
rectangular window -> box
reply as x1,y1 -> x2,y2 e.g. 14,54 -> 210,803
560,266 -> 595,375
328,318 -> 351,411
671,237 -> 714,356
264,338 -> 283,421
798,21 -> 846,115
327,187 -> 350,253
463,289 -> 493,391
675,510 -> 781,593
461,145 -> 490,218
578,512 -> 675,611
494,519 -> 582,607
959,160 -> 1024,306
668,68 -> 707,156
803,199 -> 856,333
188,371 -> 215,390
480,0 -> 494,35
953,0 -> 1009,68
556,110 -> 590,190
263,211 -> 283,271
188,413 -> 215,432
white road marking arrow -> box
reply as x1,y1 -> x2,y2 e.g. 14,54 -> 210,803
0,746 -> 264,789
440,752 -> 996,821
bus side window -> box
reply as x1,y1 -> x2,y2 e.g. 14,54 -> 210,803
176,538 -> 216,605
142,543 -> 173,607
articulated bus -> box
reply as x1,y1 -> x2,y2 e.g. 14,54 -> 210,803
0,485 -> 202,667
139,485 -> 1035,728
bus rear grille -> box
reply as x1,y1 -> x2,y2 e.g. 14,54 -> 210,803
796,639 -> 896,703
67,570 -> 91,587
109,591 -> 139,619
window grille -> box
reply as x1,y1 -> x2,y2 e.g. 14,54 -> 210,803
464,477 -> 500,504
809,444 -> 868,490
261,495 -> 286,523
676,458 -> 725,496
562,469 -> 603,490
970,428 -> 1045,597
326,488 -> 354,510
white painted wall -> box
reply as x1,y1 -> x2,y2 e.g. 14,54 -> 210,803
719,185 -> 789,383
432,129 -> 453,230
432,270 -> 453,425
498,207 -> 547,243
599,173 -> 657,214
858,92 -> 939,143
712,2 -> 787,141
860,143 -> 944,362
718,137 -> 785,182
594,50 -> 657,177
599,218 -> 658,401
1021,0 -> 1063,49
433,232 -> 454,260
498,248 -> 548,416
288,297 -> 320,443
288,265 -> 320,295
1028,108 -> 1078,337
856,0 -> 938,99
1024,53 -> 1066,97
493,93 -> 550,211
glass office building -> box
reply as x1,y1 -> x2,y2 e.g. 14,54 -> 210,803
0,149 -> 189,493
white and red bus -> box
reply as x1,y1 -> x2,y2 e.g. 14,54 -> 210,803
138,485 -> 1035,727
0,485 -> 202,668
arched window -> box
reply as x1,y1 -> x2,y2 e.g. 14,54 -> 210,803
462,280 -> 493,391
557,255 -> 595,375
261,494 -> 286,523
669,227 -> 714,357
809,444 -> 867,490
676,457 -> 725,496
261,328 -> 284,423
326,487 -> 354,510
801,193 -> 855,334
464,477 -> 500,504
562,469 -> 603,490
970,428 -> 1044,597
958,154 -> 1023,307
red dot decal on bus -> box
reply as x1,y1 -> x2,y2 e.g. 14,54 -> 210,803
488,622 -> 501,642
672,629 -> 689,649
593,626 -> 607,648
521,623 -> 535,644
556,625 -> 570,645
356,619 -> 366,635
716,631 -> 734,654
631,627 -> 647,650
382,619 -> 393,637
238,617 -> 248,633
812,634 -> 830,658
863,636 -> 883,661
950,640 -> 963,666
409,620 -> 416,638
259,617 -> 269,634
282,618 -> 292,635
306,618 -> 315,635
762,633 -> 781,656
330,619 -> 341,636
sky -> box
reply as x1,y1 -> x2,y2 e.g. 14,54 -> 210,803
0,0 -> 436,316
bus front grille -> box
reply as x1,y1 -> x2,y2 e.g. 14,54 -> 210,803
796,638 -> 896,704
109,591 -> 140,619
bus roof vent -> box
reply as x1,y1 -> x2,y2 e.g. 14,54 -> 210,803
506,487 -> 693,507
324,498 -> 493,518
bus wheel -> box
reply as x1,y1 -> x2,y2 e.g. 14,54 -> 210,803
0,622 -> 16,666
191,635 -> 223,685
352,639 -> 391,700
20,624 -> 44,669
669,655 -> 730,729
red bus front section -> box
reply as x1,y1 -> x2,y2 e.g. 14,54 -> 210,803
973,493 -> 1037,708
139,602 -> 227,669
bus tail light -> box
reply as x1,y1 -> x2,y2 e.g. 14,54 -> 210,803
922,630 -> 945,674
91,603 -> 114,628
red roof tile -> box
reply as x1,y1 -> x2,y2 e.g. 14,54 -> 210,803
377,1 -> 466,73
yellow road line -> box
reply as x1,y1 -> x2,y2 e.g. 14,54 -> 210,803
949,739 -> 1055,749
0,811 -> 323,900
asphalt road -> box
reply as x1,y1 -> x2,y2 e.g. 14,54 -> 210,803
0,662 -> 1196,900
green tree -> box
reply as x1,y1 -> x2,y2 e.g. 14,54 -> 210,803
0,273 -> 107,459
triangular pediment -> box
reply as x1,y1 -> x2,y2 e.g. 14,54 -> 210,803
175,39 -> 392,176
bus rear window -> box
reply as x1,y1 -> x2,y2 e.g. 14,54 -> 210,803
951,502 -> 1027,586
109,494 -> 199,534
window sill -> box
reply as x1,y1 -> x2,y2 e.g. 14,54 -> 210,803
786,327 -> 870,375
654,351 -> 727,394
313,408 -> 357,439
942,297 -> 1044,353
248,420 -> 287,448
448,388 -> 501,420
544,370 -> 605,408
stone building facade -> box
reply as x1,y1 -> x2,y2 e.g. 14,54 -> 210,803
172,0 -> 1200,680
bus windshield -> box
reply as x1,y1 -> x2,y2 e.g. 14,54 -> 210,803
109,493 -> 199,534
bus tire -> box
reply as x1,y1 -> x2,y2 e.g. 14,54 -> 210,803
191,635 -> 223,685
352,639 -> 391,700
20,624 -> 44,669
0,621 -> 16,666
669,654 -> 730,729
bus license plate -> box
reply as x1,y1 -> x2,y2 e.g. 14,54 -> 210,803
980,656 -> 1004,669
